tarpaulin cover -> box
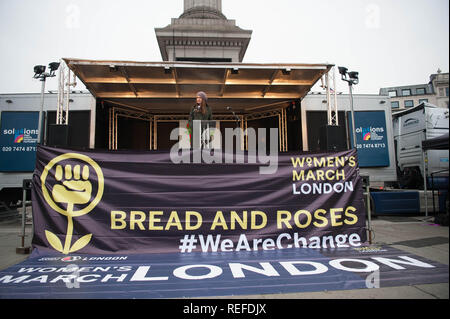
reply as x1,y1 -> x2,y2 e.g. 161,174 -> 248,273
422,133 -> 449,151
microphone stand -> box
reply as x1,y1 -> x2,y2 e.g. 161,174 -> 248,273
227,107 -> 241,129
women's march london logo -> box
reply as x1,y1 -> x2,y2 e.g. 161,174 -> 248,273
41,153 -> 104,254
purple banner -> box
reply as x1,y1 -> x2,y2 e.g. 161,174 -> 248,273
32,146 -> 367,255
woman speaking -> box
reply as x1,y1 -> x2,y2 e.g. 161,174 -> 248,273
189,91 -> 213,128
188,91 -> 213,148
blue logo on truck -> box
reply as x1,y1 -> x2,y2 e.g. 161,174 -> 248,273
0,112 -> 39,172
348,111 -> 390,168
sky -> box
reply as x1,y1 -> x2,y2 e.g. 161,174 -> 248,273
0,0 -> 448,95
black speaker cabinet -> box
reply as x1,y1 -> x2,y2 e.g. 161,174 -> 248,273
48,124 -> 70,147
319,125 -> 347,152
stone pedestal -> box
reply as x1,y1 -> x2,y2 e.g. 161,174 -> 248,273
155,0 -> 252,62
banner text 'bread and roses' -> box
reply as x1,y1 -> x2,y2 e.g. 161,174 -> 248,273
32,146 -> 366,255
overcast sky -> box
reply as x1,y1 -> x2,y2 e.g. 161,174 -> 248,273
0,0 -> 448,95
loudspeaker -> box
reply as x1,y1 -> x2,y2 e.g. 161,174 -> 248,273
319,125 -> 347,152
286,100 -> 300,122
48,124 -> 70,147
286,100 -> 302,151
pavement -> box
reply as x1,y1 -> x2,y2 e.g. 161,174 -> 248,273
0,207 -> 448,299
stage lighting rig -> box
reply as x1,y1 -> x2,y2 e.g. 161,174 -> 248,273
338,66 -> 359,149
33,65 -> 46,78
33,61 -> 61,144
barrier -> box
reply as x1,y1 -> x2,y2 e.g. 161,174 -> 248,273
370,191 -> 420,215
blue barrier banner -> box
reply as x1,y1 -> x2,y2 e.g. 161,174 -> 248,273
0,245 -> 447,299
348,111 -> 390,168
0,111 -> 39,172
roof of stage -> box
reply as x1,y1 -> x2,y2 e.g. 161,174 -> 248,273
64,58 -> 333,114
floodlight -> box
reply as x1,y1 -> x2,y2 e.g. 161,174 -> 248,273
338,66 -> 348,76
348,71 -> 359,81
337,65 -> 359,153
49,62 -> 60,72
34,65 -> 46,76
33,61 -> 60,144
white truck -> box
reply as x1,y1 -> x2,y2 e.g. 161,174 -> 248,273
393,102 -> 449,189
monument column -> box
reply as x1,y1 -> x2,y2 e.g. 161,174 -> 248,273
155,0 -> 252,62
181,0 -> 226,19
184,0 -> 222,12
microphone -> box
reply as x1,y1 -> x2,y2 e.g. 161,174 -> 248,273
227,106 -> 236,115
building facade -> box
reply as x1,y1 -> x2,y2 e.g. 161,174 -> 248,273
430,72 -> 450,109
380,71 -> 449,111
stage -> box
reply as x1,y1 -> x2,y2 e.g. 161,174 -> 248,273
0,146 -> 447,299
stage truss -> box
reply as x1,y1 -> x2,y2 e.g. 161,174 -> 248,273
321,66 -> 339,126
56,60 -> 77,125
108,104 -> 290,152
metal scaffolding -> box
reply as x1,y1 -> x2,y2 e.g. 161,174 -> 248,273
108,105 -> 289,152
321,66 -> 339,126
56,60 -> 77,125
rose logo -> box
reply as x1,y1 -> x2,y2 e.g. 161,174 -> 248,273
40,153 -> 104,254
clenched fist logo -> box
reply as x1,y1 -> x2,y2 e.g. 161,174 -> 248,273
41,153 -> 104,254
52,165 -> 92,205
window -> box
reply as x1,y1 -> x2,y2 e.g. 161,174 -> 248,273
402,89 -> 411,96
388,90 -> 397,97
416,88 -> 426,95
418,99 -> 428,104
391,101 -> 400,108
439,88 -> 444,96
404,100 -> 414,108
446,87 -> 449,97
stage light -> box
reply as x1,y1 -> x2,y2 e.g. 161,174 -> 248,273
338,65 -> 359,150
348,71 -> 359,83
34,65 -> 46,77
338,66 -> 348,76
231,67 -> 239,74
109,65 -> 119,72
49,62 -> 60,72
282,68 -> 291,75
33,61 -> 59,144
48,62 -> 60,77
